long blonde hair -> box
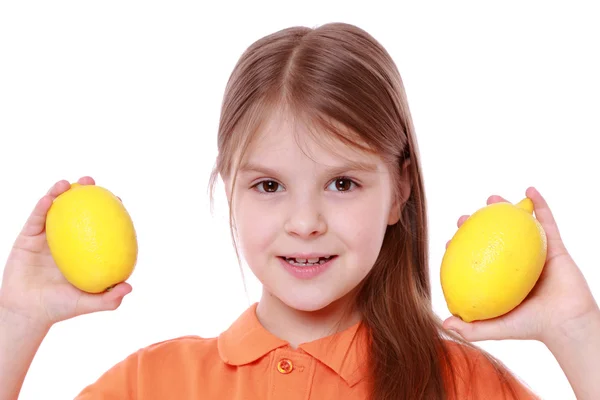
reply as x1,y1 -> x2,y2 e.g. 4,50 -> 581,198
209,22 -> 521,399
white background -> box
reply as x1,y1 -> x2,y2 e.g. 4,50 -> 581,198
1,1 -> 598,399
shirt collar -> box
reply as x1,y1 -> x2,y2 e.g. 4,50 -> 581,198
217,303 -> 369,387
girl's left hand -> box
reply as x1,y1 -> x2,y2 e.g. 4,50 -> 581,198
442,187 -> 599,344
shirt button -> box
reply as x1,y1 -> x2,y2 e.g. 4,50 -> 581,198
277,358 -> 293,374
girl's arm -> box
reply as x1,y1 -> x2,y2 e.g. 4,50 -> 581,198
545,309 -> 600,400
0,178 -> 131,400
0,306 -> 50,400
443,187 -> 599,399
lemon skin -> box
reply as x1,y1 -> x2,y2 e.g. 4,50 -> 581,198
46,184 -> 138,293
441,198 -> 547,322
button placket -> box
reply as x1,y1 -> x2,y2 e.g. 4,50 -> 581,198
269,349 -> 313,400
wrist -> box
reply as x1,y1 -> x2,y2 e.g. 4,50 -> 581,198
0,303 -> 52,336
542,306 -> 600,350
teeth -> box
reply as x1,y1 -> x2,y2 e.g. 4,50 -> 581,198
284,256 -> 333,267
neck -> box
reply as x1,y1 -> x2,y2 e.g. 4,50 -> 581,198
255,289 -> 361,348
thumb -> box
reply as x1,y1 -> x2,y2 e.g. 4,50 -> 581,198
76,282 -> 133,314
525,186 -> 567,258
443,316 -> 516,342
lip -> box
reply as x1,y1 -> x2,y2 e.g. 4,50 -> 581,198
278,255 -> 337,280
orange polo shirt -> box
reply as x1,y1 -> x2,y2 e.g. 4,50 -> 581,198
75,303 -> 539,399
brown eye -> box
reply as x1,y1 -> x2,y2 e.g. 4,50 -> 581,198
331,178 -> 354,192
258,180 -> 280,193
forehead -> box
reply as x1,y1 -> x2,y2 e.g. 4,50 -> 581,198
242,110 -> 383,169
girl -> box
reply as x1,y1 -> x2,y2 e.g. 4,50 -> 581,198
1,22 -> 598,399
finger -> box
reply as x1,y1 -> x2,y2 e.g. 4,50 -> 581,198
21,180 -> 71,237
443,315 -> 517,342
526,186 -> 565,254
77,176 -> 95,185
486,195 -> 510,205
76,282 -> 133,314
526,186 -> 559,237
46,179 -> 71,196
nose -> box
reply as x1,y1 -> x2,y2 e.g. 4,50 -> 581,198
284,196 -> 327,239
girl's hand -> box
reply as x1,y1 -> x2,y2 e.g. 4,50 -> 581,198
442,187 -> 599,345
0,177 -> 132,329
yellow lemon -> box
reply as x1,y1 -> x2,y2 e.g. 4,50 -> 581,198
440,198 -> 547,322
46,183 -> 138,293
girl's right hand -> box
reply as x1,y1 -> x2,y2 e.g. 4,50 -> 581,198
0,177 -> 132,329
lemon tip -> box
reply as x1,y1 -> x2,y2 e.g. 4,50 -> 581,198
515,197 -> 534,214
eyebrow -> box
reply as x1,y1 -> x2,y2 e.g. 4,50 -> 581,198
238,160 -> 379,177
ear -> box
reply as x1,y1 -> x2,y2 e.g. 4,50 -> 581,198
387,159 -> 411,226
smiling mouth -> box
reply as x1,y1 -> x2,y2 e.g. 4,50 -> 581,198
278,255 -> 337,267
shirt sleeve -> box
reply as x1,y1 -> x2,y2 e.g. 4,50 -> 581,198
444,341 -> 540,400
466,349 -> 540,400
74,351 -> 139,400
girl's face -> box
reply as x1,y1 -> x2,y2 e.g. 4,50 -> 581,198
228,112 -> 401,312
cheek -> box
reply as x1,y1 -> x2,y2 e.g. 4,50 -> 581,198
234,195 -> 280,258
329,193 -> 390,262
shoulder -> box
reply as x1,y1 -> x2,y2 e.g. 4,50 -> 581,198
109,334 -> 221,369
124,334 -> 223,373
441,340 -> 540,400
76,335 -> 221,399
137,335 -> 219,360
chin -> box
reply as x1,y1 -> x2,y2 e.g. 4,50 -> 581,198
270,286 -> 351,313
